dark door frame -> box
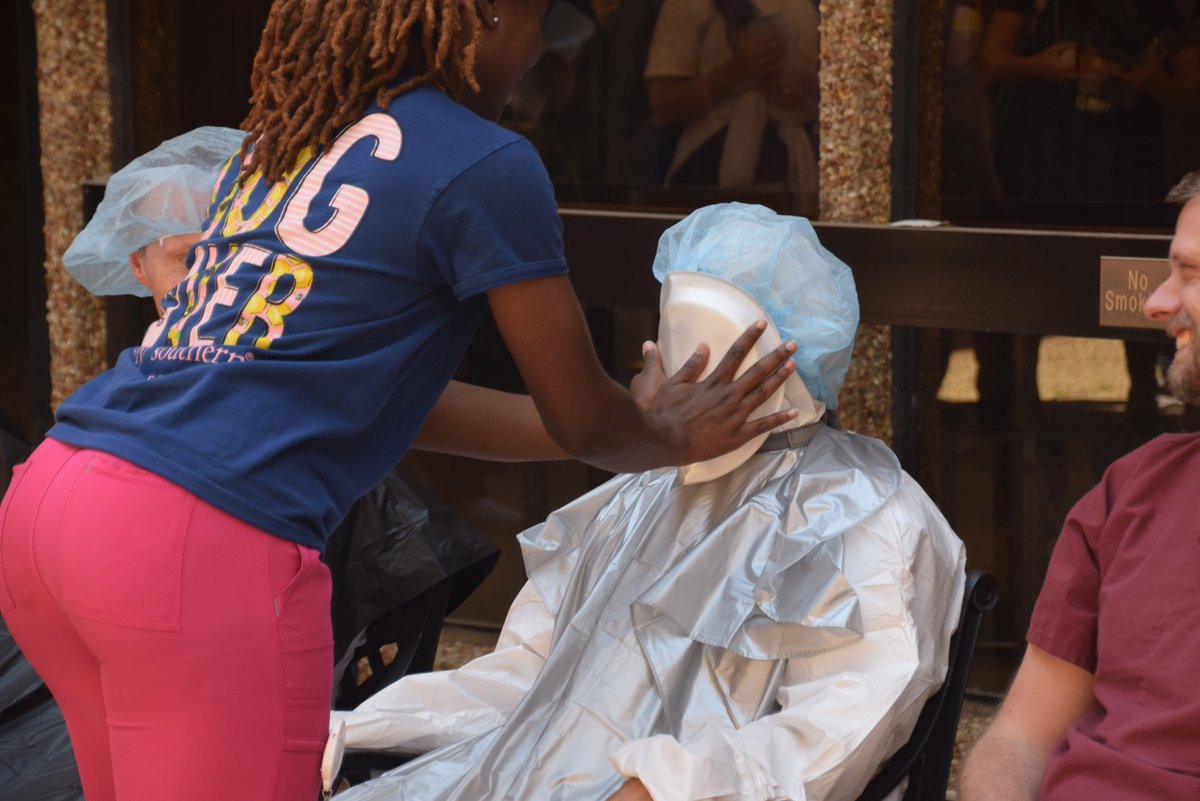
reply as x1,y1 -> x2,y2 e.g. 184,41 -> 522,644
17,0 -> 51,440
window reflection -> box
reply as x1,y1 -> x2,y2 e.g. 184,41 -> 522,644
928,328 -> 1191,692
503,0 -> 822,214
937,0 -> 1194,501
645,0 -> 819,213
942,0 -> 1200,228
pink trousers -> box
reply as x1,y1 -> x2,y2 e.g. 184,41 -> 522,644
0,438 -> 332,801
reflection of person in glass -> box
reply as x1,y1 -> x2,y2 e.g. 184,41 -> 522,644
975,1 -> 1200,422
645,0 -> 819,213
978,0 -> 1200,205
942,0 -> 1005,199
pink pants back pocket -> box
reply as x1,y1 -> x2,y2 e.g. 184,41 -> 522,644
57,454 -> 195,631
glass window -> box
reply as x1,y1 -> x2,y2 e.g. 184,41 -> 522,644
918,324 -> 1194,692
941,0 -> 1200,229
502,0 -> 823,215
934,0 -> 1200,688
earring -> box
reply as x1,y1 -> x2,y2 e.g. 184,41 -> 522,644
492,15 -> 499,22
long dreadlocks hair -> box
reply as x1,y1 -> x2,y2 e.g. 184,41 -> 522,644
241,0 -> 483,184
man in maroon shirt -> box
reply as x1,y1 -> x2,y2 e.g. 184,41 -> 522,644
960,170 -> 1200,800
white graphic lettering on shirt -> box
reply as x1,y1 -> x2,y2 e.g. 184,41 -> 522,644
200,153 -> 241,241
223,252 -> 313,348
276,113 -> 403,257
143,114 -> 403,362
163,243 -> 218,346
222,150 -> 314,238
188,244 -> 272,347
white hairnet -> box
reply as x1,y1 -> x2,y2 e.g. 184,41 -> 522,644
652,203 -> 858,409
62,126 -> 245,297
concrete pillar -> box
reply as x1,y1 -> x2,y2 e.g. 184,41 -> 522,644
32,0 -> 113,408
818,0 -> 896,442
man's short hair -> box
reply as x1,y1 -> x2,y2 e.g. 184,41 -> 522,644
1167,171 -> 1200,205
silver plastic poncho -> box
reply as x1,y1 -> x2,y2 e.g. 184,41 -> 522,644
332,426 -> 965,801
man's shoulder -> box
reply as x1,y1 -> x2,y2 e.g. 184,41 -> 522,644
1066,433 -> 1200,530
1106,432 -> 1200,480
1125,430 -> 1200,453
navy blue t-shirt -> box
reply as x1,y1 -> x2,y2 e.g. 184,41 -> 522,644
52,87 -> 568,550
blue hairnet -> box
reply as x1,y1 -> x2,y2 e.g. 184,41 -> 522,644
652,203 -> 859,409
62,126 -> 245,297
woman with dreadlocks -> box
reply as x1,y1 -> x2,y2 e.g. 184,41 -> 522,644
0,1 -> 800,799
646,0 -> 821,213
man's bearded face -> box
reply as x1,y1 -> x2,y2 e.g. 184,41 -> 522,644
1146,197 -> 1200,406
1166,311 -> 1200,406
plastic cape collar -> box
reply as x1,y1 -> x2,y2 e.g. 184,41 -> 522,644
520,424 -> 903,666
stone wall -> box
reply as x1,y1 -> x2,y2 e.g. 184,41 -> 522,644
33,0 -> 112,408
818,1 -> 895,443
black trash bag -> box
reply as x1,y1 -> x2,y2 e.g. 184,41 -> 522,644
1,423 -> 32,498
324,467 -> 499,709
0,617 -> 44,718
0,614 -> 84,801
0,429 -> 84,801
1,428 -> 40,712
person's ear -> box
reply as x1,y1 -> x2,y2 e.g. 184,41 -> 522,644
128,250 -> 151,291
474,0 -> 501,28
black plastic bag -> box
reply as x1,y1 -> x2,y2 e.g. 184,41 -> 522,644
0,661 -> 82,801
325,467 -> 499,708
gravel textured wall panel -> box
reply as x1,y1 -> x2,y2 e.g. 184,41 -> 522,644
819,1 -> 893,444
33,0 -> 112,408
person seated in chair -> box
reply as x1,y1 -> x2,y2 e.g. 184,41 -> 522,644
327,204 -> 967,801
960,172 -> 1200,801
